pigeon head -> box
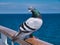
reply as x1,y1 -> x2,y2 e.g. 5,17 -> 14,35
28,7 -> 41,18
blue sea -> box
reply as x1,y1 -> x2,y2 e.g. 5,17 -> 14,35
0,14 -> 60,45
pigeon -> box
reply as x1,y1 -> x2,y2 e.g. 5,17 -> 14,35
12,7 -> 43,42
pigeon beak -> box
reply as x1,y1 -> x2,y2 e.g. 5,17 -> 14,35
28,10 -> 31,12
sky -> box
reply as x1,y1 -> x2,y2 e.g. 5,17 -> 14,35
0,0 -> 60,14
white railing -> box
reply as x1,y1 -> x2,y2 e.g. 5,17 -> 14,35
0,33 -> 13,45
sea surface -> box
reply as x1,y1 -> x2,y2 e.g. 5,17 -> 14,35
0,14 -> 60,45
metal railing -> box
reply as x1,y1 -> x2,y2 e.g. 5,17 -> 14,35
0,33 -> 11,45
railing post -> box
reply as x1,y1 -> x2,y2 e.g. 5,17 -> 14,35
1,33 -> 8,45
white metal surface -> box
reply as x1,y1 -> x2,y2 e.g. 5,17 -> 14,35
0,33 -> 8,45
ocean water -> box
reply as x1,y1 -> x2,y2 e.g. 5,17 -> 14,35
0,14 -> 60,45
